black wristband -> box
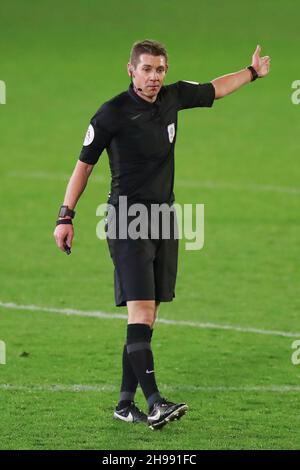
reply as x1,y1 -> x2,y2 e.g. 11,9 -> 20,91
247,65 -> 259,82
56,219 -> 73,226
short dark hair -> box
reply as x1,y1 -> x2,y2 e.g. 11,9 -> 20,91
129,39 -> 168,68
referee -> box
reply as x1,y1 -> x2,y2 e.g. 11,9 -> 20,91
54,40 -> 270,430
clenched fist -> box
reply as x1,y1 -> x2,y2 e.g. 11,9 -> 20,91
53,222 -> 74,254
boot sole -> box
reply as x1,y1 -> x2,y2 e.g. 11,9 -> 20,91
148,404 -> 188,430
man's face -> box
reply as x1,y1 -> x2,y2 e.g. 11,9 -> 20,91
128,54 -> 168,101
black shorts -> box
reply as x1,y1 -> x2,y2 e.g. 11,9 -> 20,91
106,204 -> 179,307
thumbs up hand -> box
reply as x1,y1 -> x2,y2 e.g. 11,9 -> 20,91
251,45 -> 271,78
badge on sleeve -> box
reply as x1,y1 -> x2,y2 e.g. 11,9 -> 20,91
167,123 -> 175,143
83,124 -> 95,146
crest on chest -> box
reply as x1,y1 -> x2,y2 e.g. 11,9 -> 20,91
167,123 -> 175,143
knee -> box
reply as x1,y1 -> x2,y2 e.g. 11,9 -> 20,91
127,301 -> 156,326
132,307 -> 154,326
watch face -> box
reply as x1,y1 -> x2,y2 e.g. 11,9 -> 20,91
58,206 -> 75,219
59,206 -> 68,217
59,206 -> 74,218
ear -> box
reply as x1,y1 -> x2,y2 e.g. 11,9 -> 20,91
127,63 -> 134,77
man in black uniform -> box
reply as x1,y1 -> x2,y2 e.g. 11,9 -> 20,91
54,40 -> 270,429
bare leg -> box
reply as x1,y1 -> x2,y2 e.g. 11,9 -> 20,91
127,300 -> 156,326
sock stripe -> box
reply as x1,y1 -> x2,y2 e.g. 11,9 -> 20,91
147,391 -> 162,409
127,342 -> 151,354
119,391 -> 135,402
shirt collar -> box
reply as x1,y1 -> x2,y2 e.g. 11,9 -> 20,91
128,82 -> 161,109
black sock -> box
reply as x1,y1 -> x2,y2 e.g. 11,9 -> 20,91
126,323 -> 161,408
118,345 -> 139,408
118,327 -> 155,409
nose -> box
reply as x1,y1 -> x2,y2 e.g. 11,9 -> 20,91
149,70 -> 159,82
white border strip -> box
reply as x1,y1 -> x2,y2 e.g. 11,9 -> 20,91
0,301 -> 299,338
1,383 -> 300,393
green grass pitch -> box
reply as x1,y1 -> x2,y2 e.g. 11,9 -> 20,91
0,0 -> 300,450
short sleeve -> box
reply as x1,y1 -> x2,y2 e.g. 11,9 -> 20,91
79,103 -> 116,165
176,80 -> 215,110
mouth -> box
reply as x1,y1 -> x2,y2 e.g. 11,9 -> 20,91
148,84 -> 159,89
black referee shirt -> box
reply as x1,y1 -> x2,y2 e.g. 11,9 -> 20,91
79,80 -> 215,206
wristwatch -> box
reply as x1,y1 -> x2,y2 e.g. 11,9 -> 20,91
58,205 -> 76,219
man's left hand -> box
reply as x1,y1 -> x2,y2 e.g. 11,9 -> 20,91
251,45 -> 271,78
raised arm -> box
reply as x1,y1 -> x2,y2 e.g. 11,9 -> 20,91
211,45 -> 270,99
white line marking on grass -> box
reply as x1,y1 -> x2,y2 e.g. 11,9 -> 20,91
176,180 -> 300,195
1,383 -> 300,393
0,301 -> 127,320
157,318 -> 300,338
6,171 -> 105,183
5,171 -> 300,195
1,301 -> 299,339
0,384 -> 116,392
